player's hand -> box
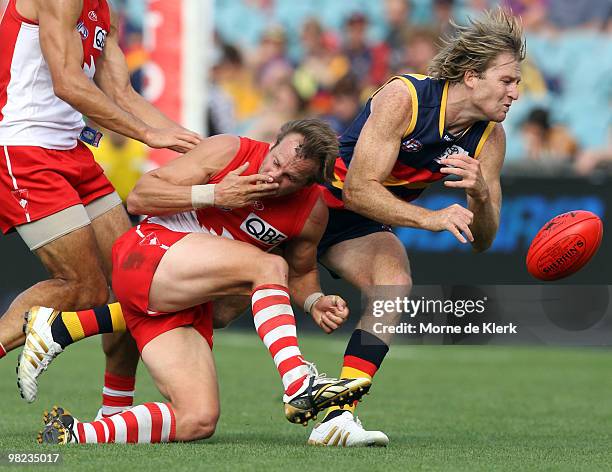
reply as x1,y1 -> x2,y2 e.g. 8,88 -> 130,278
423,204 -> 474,244
144,127 -> 202,153
311,295 -> 349,334
214,163 -> 280,209
439,154 -> 489,201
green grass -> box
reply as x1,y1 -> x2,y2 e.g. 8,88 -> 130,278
1,332 -> 612,471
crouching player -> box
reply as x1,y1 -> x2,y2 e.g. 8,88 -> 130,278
36,119 -> 371,444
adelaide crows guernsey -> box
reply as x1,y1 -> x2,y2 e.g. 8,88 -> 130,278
322,74 -> 496,209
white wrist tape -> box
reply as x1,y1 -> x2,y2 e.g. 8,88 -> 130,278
191,184 -> 216,209
304,292 -> 325,314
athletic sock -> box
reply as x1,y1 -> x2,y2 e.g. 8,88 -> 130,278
322,329 -> 389,422
50,302 -> 126,348
101,371 -> 136,417
75,402 -> 175,443
251,284 -> 310,396
0,341 -> 6,359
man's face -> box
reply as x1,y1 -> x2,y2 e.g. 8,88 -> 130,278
470,52 -> 521,122
259,133 -> 318,196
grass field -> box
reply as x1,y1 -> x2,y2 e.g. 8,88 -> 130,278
1,331 -> 612,471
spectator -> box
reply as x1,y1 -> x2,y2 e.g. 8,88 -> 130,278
294,18 -> 349,99
520,108 -> 578,164
341,13 -> 375,88
252,26 -> 294,95
322,74 -> 362,134
396,27 -> 439,75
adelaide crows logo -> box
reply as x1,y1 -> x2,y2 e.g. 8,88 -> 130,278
401,138 -> 423,152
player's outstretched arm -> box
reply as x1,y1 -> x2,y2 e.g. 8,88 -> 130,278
284,197 -> 349,333
36,1 -> 148,144
441,124 -> 505,252
344,80 -> 475,244
94,8 -> 201,153
127,135 -> 278,215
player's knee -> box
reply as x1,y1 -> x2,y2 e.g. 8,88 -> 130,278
258,253 -> 289,280
74,276 -> 110,307
181,410 -> 219,441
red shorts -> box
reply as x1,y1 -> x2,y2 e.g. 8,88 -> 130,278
0,142 -> 116,233
112,222 -> 214,352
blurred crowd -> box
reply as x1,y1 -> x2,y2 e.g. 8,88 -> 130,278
95,0 -> 612,197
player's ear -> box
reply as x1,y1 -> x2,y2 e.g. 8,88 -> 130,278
463,70 -> 479,89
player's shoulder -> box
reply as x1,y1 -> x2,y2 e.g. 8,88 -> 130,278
192,134 -> 241,168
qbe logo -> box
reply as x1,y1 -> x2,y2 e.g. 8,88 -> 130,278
93,26 -> 107,51
240,213 -> 288,246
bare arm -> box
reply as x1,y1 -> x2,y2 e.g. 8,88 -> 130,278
36,0 -> 199,152
37,0 -> 149,142
442,124 -> 505,252
343,79 -> 475,243
343,79 -> 430,226
127,135 -> 278,215
284,197 -> 349,333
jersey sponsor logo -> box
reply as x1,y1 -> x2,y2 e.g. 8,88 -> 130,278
401,138 -> 423,153
76,21 -> 89,39
88,11 -> 98,22
240,213 -> 288,246
93,26 -> 107,51
442,134 -> 454,142
434,144 -> 469,164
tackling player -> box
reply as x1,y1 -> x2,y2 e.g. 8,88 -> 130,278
36,119 -> 371,444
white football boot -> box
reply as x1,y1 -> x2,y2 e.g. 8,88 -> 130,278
17,306 -> 64,402
308,411 -> 389,447
283,362 -> 371,425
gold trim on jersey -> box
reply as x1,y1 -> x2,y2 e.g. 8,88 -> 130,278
439,81 -> 450,138
371,75 -> 419,138
474,122 -> 496,158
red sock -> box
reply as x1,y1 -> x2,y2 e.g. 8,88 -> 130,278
0,341 -> 6,359
251,284 -> 309,396
76,402 -> 175,443
101,372 -> 135,417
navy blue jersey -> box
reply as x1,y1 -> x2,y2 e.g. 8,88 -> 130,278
322,74 -> 496,208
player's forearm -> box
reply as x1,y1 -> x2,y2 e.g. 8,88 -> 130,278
55,72 -> 150,143
118,88 -> 181,130
343,180 -> 432,228
127,175 -> 196,216
468,195 -> 500,252
288,268 -> 321,311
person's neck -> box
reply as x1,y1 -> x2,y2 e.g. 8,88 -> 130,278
444,82 -> 483,135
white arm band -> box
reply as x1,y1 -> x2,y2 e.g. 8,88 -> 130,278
191,184 -> 216,209
304,292 -> 325,314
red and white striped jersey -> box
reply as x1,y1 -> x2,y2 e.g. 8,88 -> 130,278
0,0 -> 111,149
148,137 -> 322,252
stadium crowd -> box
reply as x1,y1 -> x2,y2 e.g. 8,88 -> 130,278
97,0 -> 612,199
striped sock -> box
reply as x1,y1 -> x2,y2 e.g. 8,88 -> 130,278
251,284 -> 310,396
322,329 -> 389,421
0,341 -> 6,359
50,302 -> 126,348
101,372 -> 136,417
75,402 -> 176,443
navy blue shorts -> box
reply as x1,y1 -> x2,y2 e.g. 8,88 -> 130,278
317,207 -> 393,263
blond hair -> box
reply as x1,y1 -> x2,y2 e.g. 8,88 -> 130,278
428,8 -> 526,84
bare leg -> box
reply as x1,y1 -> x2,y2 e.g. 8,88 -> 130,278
89,204 -> 139,377
141,327 -> 219,441
212,296 -> 251,329
0,226 -> 109,352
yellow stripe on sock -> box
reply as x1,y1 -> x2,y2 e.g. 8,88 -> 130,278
323,366 -> 373,419
340,366 -> 372,382
61,311 -> 85,342
109,303 -> 126,332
